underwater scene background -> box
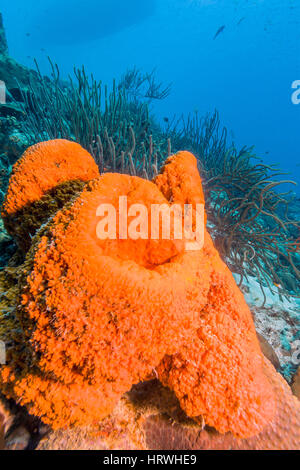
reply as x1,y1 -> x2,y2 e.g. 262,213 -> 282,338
0,0 -> 300,451
2,0 -> 300,184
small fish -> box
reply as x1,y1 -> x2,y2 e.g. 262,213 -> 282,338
26,32 -> 31,37
237,17 -> 245,26
213,25 -> 225,40
163,117 -> 169,123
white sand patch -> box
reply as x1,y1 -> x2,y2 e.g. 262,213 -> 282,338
233,274 -> 300,382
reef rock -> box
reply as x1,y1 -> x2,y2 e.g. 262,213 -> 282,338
256,332 -> 280,371
0,13 -> 39,168
292,367 -> 300,400
0,13 -> 8,56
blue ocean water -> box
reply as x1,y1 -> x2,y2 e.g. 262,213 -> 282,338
1,0 -> 300,190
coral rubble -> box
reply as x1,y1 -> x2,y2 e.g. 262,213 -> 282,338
292,367 -> 300,400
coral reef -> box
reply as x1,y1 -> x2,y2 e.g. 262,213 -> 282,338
2,139 -> 99,250
248,288 -> 300,382
0,31 -> 298,303
0,13 -> 8,56
256,332 -> 280,371
168,111 -> 300,301
141,360 -> 300,451
18,60 -> 170,179
0,150 -> 206,429
0,398 -> 12,449
0,14 -> 38,253
119,67 -> 172,102
0,16 -> 298,449
0,144 -> 290,442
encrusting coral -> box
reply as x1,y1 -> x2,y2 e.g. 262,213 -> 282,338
0,141 -> 299,446
1,139 -> 99,251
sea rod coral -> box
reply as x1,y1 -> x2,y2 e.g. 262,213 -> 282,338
0,140 -> 299,445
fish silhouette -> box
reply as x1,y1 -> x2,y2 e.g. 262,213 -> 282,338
213,25 -> 226,40
237,17 -> 245,26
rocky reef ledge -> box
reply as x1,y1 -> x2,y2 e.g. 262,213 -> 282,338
1,362 -> 300,450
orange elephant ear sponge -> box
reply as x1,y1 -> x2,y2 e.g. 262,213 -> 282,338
1,139 -> 99,251
154,150 -> 276,439
154,150 -> 207,233
0,172 -> 211,428
0,147 -> 278,438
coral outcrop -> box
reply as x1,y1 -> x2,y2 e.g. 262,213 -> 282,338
256,332 -> 280,371
141,360 -> 300,450
0,141 -> 299,448
292,367 -> 300,400
34,362 -> 300,450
